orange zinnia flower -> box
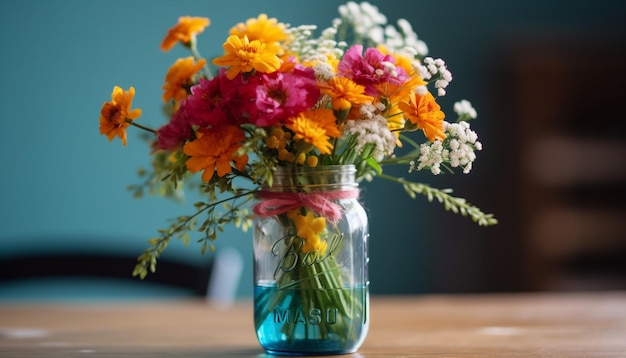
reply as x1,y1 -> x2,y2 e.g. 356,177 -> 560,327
160,16 -> 210,52
212,35 -> 281,79
229,14 -> 287,44
376,72 -> 427,104
398,91 -> 446,142
99,86 -> 142,146
183,125 -> 249,182
286,109 -> 341,155
376,73 -> 428,146
319,77 -> 373,111
162,57 -> 207,102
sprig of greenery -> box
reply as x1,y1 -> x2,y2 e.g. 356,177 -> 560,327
377,173 -> 498,226
133,188 -> 256,279
127,136 -> 198,201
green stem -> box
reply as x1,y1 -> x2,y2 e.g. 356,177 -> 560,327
398,133 -> 423,151
377,173 -> 498,226
189,42 -> 213,80
130,121 -> 157,134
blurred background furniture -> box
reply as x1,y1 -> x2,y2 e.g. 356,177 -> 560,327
499,35 -> 626,291
0,246 -> 243,303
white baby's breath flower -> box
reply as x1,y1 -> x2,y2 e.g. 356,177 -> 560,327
413,140 -> 444,175
413,121 -> 482,175
396,18 -> 413,38
359,103 -> 377,119
453,99 -> 478,120
361,1 -> 387,25
313,62 -> 336,81
415,85 -> 428,95
343,114 -> 396,161
368,26 -> 384,43
444,121 -> 482,174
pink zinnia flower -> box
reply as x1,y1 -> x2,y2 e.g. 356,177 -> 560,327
155,103 -> 195,151
221,73 -> 260,125
254,64 -> 320,127
337,45 -> 408,96
185,73 -> 230,127
186,70 -> 261,127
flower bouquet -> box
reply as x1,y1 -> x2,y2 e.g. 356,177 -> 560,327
99,1 -> 496,354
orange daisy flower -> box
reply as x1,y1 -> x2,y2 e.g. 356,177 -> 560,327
286,109 -> 341,155
183,125 -> 249,182
99,86 -> 142,146
212,35 -> 281,79
374,73 -> 427,146
162,57 -> 207,102
160,16 -> 210,52
398,91 -> 446,142
319,77 -> 373,111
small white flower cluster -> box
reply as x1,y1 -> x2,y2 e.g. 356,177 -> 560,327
333,2 -> 428,61
285,25 -> 346,81
418,57 -> 452,97
410,120 -> 482,175
337,1 -> 387,43
383,19 -> 428,58
343,103 -> 397,161
453,99 -> 478,121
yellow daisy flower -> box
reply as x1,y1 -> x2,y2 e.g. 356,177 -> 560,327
229,14 -> 287,44
286,109 -> 341,155
212,35 -> 281,79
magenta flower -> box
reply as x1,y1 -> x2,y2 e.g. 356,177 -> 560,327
221,73 -> 260,125
254,63 -> 319,127
337,45 -> 408,96
155,103 -> 195,151
185,69 -> 261,127
184,73 -> 230,127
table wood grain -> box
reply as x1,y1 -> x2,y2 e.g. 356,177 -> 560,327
1,292 -> 625,357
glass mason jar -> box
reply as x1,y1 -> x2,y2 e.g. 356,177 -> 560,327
253,164 -> 369,355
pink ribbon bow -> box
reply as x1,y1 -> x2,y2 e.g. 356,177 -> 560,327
252,189 -> 360,224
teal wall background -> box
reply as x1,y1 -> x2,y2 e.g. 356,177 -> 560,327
1,0 -> 625,299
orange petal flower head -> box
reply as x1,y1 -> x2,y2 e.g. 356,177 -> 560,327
99,86 -> 142,146
286,109 -> 341,155
319,77 -> 374,111
162,56 -> 207,103
183,124 -> 249,182
229,14 -> 287,44
398,91 -> 446,142
212,35 -> 281,79
160,16 -> 210,52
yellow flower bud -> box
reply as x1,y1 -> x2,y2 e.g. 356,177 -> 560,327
306,155 -> 318,167
296,152 -> 306,165
271,127 -> 285,139
266,135 -> 280,149
278,148 -> 290,161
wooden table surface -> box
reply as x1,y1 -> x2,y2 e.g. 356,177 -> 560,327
1,292 -> 625,357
